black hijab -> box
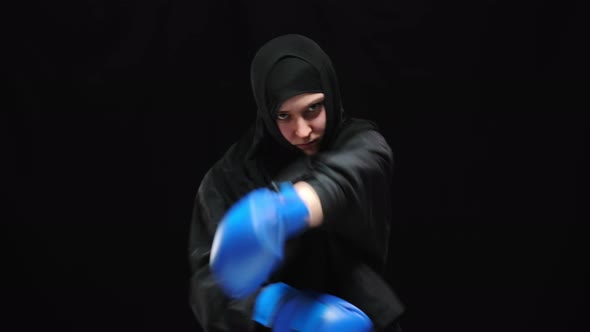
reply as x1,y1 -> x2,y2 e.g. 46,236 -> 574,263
210,34 -> 373,202
210,34 -> 344,191
246,34 -> 346,171
250,34 -> 345,145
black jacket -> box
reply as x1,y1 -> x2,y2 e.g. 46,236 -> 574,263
188,34 -> 404,331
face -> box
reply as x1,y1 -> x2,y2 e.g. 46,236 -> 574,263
276,92 -> 326,155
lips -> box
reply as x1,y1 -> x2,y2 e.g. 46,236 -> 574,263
297,140 -> 317,147
297,140 -> 318,150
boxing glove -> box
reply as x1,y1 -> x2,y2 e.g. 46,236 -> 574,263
210,182 -> 309,299
253,282 -> 373,332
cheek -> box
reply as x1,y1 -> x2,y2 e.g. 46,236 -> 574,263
277,122 -> 293,141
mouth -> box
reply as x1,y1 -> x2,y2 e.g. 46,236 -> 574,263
297,140 -> 318,148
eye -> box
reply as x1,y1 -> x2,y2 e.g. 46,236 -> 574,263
276,112 -> 289,121
307,102 -> 322,112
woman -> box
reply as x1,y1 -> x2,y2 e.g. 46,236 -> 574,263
188,34 -> 404,332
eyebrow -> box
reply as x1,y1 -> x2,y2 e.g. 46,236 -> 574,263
278,97 -> 324,113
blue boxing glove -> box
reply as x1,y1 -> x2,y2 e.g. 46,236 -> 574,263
210,182 -> 310,299
253,282 -> 373,332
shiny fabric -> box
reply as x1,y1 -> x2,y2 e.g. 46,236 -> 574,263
188,34 -> 404,331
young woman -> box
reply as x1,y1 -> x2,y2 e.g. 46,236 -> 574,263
188,34 -> 404,332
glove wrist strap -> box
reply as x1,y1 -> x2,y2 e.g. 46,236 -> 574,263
275,182 -> 310,238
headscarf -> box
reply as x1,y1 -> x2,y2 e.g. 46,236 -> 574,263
208,33 -> 377,206
245,34 -> 347,175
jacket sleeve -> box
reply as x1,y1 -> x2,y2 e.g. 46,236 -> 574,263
276,128 -> 394,268
187,170 -> 261,332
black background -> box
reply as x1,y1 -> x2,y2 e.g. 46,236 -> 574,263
10,0 -> 589,331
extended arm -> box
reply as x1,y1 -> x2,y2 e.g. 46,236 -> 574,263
293,181 -> 323,228
277,126 -> 394,266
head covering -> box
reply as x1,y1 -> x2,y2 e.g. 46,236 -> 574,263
266,56 -> 323,119
248,34 -> 346,161
207,34 -> 353,200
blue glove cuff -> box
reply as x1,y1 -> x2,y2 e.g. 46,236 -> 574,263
277,182 -> 310,238
253,282 -> 299,327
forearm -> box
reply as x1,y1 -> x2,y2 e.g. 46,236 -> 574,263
293,181 -> 324,228
292,130 -> 393,261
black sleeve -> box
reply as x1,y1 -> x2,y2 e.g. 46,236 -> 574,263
187,171 -> 262,332
276,128 -> 394,267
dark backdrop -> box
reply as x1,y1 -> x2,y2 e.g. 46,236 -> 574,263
10,1 -> 588,331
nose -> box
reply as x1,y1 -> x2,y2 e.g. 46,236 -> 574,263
295,118 -> 312,138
